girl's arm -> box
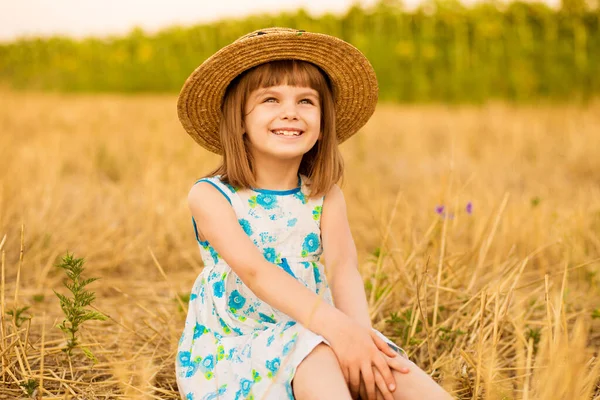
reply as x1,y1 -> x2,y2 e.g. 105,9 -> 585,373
321,184 -> 372,329
188,182 -> 349,340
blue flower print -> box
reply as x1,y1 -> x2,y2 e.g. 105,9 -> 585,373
262,247 -> 281,263
259,232 -> 276,244
248,196 -> 258,208
210,247 -> 220,264
178,350 -> 201,378
244,304 -> 256,316
234,378 -> 253,399
313,262 -> 322,284
200,243 -> 219,265
228,290 -> 246,310
252,368 -> 262,383
266,357 -> 281,378
203,384 -> 228,400
238,218 -> 253,236
202,354 -> 215,371
267,335 -> 275,346
263,247 -> 276,262
192,323 -> 209,340
213,280 -> 225,298
293,191 -> 307,204
190,292 -> 197,301
218,316 -> 232,335
232,325 -> 244,335
216,345 -> 226,361
301,232 -> 320,256
282,334 -> 298,356
312,206 -> 322,220
256,193 -> 277,209
283,320 -> 297,331
287,218 -> 297,227
185,393 -> 194,400
260,313 -> 276,324
227,347 -> 237,361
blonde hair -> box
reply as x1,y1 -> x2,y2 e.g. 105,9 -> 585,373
205,59 -> 344,198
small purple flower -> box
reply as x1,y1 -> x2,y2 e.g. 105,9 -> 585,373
435,204 -> 454,219
466,202 -> 473,214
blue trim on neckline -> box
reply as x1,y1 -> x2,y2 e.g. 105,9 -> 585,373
251,174 -> 302,195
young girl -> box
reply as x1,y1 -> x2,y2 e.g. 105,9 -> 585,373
176,28 -> 451,400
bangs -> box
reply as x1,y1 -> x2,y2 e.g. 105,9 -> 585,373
243,60 -> 332,97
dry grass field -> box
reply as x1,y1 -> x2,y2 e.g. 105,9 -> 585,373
1,91 -> 599,399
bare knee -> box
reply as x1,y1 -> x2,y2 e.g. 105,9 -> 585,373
293,343 -> 351,400
294,343 -> 338,381
389,366 -> 452,400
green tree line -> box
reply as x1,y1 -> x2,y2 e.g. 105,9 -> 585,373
0,0 -> 598,102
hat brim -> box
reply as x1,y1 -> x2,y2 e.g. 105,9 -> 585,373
177,29 -> 378,154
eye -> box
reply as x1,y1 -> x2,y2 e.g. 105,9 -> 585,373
299,98 -> 315,105
263,97 -> 277,103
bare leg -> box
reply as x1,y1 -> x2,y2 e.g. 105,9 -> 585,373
359,363 -> 453,400
292,343 -> 353,400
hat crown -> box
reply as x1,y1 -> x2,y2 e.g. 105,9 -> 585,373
237,27 -> 306,43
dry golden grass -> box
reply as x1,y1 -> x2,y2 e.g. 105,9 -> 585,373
1,91 -> 599,399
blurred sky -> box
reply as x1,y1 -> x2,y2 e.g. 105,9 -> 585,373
1,0 -> 560,41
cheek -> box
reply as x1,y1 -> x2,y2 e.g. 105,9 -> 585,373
303,110 -> 321,126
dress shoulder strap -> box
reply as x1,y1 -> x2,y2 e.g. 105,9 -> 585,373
193,175 -> 235,205
190,175 -> 243,244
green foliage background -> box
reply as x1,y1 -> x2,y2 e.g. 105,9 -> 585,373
1,0 -> 598,102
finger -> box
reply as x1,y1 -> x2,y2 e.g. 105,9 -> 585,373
373,368 -> 395,400
371,331 -> 398,358
362,364 -> 377,400
349,367 -> 361,399
386,354 -> 410,374
359,379 -> 368,400
351,371 -> 361,400
373,354 -> 396,395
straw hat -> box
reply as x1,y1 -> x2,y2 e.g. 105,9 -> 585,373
177,27 -> 378,154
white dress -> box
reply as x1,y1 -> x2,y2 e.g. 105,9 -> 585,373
176,174 -> 405,400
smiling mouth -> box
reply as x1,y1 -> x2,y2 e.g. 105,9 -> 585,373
270,129 -> 304,137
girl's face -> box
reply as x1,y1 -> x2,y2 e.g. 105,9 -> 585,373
243,84 -> 321,162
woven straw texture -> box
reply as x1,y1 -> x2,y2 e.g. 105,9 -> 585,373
177,27 -> 379,154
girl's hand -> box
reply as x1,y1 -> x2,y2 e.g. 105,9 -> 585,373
328,319 -> 398,400
356,352 -> 412,400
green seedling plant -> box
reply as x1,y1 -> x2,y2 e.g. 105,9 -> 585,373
19,378 -> 39,398
6,305 -> 31,328
53,252 -> 108,362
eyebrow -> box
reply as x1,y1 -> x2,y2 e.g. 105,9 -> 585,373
257,88 -> 319,99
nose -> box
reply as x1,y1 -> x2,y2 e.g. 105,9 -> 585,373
280,101 -> 299,120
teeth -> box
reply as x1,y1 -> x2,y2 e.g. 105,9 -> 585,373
272,130 -> 302,136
